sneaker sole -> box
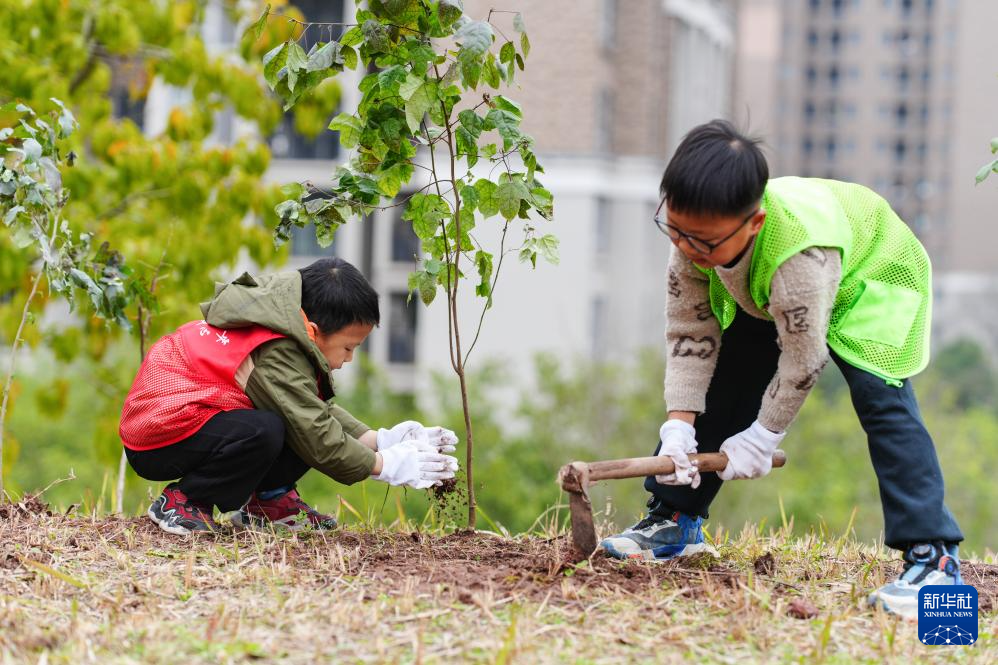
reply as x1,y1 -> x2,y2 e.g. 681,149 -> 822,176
868,591 -> 918,620
148,508 -> 194,536
602,540 -> 718,561
229,512 -> 333,532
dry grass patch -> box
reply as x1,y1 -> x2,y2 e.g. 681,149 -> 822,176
0,497 -> 995,663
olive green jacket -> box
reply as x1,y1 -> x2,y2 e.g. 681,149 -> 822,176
200,271 -> 376,484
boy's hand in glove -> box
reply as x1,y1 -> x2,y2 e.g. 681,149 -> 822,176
375,420 -> 424,451
374,442 -> 459,489
406,426 -> 459,454
655,419 -> 701,488
377,421 -> 459,455
717,420 -> 785,480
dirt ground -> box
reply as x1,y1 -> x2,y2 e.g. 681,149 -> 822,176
2,496 -> 997,663
3,495 -> 996,611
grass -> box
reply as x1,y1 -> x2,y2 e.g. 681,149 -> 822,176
0,495 -> 995,664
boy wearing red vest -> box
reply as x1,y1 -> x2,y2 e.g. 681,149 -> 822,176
600,120 -> 964,620
120,257 -> 458,535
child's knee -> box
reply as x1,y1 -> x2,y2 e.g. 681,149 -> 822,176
251,410 -> 286,457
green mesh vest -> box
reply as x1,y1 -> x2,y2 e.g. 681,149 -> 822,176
701,177 -> 931,382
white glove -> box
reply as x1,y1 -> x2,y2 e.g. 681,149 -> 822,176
655,420 -> 701,488
374,441 -> 459,489
411,426 -> 458,454
717,420 -> 785,481
376,420 -> 424,452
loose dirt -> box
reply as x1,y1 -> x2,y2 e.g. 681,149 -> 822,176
2,499 -> 996,612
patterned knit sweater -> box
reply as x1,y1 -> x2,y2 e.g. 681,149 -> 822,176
663,238 -> 842,432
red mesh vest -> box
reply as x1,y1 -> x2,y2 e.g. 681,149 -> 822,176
119,320 -> 285,450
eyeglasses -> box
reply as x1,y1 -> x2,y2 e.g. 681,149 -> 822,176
653,197 -> 758,256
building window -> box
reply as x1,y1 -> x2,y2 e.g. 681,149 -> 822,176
830,29 -> 842,51
897,66 -> 910,91
388,292 -> 417,364
802,136 -> 814,157
805,65 -> 818,86
267,0 -> 344,160
600,0 -> 617,51
391,197 -> 420,263
826,137 -> 837,161
894,139 -> 907,163
807,29 -> 819,47
804,100 -> 816,124
594,197 -> 611,256
895,102 -> 908,126
109,61 -> 147,129
290,223 -> 337,257
596,87 -> 614,153
828,65 -> 840,88
590,296 -> 607,359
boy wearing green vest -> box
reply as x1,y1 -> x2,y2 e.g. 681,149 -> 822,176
600,120 -> 964,619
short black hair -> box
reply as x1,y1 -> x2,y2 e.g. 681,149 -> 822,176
299,257 -> 380,334
659,119 -> 768,218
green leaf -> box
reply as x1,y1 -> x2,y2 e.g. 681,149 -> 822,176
404,80 -> 437,133
285,41 -> 308,92
399,73 -> 424,101
499,41 -> 515,64
497,180 -> 526,220
378,65 -> 408,93
245,4 -> 270,43
519,243 -> 537,268
456,20 -> 492,88
483,53 -> 501,88
460,184 -> 479,212
306,41 -> 341,72
520,31 -> 530,58
474,179 -> 499,217
486,109 -> 522,150
424,258 -> 443,275
403,193 -> 449,239
362,19 -> 390,52
328,113 -> 363,149
259,42 -> 287,88
537,234 -> 559,265
493,95 -> 522,118
315,222 -> 338,248
408,269 -> 437,305
341,26 -> 365,47
3,205 -> 24,226
991,137 -> 998,154
975,162 -> 994,184
513,12 -> 526,33
21,138 -> 42,163
474,250 -> 493,298
455,126 -> 478,168
377,168 -> 402,197
341,45 -> 358,70
438,0 -> 464,28
455,19 -> 493,57
530,186 -> 554,219
275,199 -> 302,223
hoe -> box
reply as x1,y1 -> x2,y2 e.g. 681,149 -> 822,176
558,451 -> 786,561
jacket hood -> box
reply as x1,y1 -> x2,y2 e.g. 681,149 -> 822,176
200,270 -> 330,374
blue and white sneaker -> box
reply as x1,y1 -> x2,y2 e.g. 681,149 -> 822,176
869,541 -> 962,619
600,510 -> 717,561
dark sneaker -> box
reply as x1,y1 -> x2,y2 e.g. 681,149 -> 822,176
148,483 -> 214,535
869,541 -> 962,619
600,510 -> 717,561
231,488 -> 337,531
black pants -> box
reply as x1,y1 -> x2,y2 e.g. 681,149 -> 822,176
644,310 -> 964,551
125,410 -> 309,512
